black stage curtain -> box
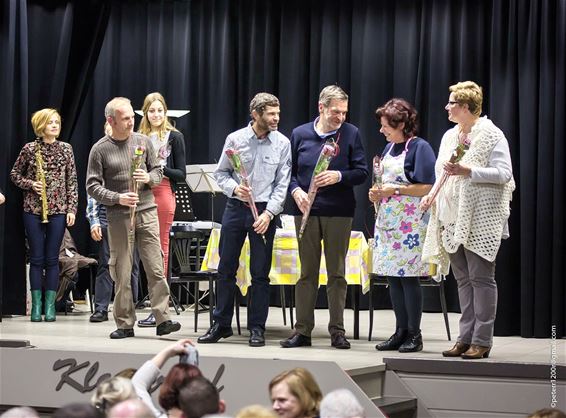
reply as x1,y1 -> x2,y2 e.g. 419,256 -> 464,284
1,0 -> 563,338
0,0 -> 111,315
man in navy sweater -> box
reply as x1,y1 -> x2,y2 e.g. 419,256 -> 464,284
281,85 -> 368,349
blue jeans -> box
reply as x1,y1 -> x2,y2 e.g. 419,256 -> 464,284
213,199 -> 276,331
94,225 -> 140,312
23,212 -> 66,291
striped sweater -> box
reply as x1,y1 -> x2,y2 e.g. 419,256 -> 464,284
86,133 -> 163,216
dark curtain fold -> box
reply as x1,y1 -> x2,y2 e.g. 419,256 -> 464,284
0,0 -> 110,315
0,0 -> 30,317
513,0 -> 566,338
2,0 -> 564,337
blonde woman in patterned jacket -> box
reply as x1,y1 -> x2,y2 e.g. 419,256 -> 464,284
10,108 -> 78,322
420,81 -> 515,359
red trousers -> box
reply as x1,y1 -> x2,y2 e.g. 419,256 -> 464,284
152,177 -> 176,277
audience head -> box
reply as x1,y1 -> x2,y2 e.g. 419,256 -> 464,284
269,368 -> 322,418
236,404 -> 278,418
528,408 -> 566,418
0,407 -> 39,418
375,98 -> 418,140
90,376 -> 136,415
320,389 -> 365,418
178,376 -> 225,418
52,403 -> 101,418
107,399 -> 154,418
31,108 -> 61,139
114,367 -> 137,379
159,363 -> 203,412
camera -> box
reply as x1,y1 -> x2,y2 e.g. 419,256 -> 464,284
179,345 -> 199,366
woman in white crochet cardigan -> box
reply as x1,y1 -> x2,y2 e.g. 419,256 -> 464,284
420,81 -> 515,360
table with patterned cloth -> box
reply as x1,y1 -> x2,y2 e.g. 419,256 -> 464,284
201,228 -> 371,295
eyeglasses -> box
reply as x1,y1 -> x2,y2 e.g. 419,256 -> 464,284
447,101 -> 459,106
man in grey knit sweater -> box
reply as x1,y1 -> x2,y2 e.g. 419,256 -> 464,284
86,97 -> 181,339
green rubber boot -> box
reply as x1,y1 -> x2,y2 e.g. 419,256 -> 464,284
31,290 -> 42,322
44,290 -> 57,322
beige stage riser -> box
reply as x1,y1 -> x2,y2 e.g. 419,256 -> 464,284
0,348 -> 384,416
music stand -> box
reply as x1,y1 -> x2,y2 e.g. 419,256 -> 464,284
185,164 -> 222,222
173,182 -> 196,221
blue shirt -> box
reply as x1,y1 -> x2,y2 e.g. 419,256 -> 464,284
214,123 -> 292,216
85,195 -> 107,229
381,137 -> 436,184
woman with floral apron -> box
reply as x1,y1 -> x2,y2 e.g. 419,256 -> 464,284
369,99 -> 436,352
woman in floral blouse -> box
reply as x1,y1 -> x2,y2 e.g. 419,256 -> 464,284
11,108 -> 78,322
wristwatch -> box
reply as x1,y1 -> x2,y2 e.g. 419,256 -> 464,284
394,187 -> 400,196
264,210 -> 274,221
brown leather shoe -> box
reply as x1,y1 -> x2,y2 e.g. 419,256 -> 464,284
442,342 -> 471,357
461,344 -> 491,359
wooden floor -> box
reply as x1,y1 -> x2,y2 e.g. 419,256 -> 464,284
1,303 -> 562,371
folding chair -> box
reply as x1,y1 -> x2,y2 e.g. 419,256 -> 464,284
367,273 -> 451,341
169,226 -> 241,334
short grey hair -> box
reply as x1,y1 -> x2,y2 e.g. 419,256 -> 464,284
105,97 -> 131,119
320,389 -> 365,418
0,407 -> 40,418
249,92 -> 280,117
107,399 -> 154,418
319,85 -> 348,107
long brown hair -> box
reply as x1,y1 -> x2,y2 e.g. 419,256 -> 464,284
138,92 -> 178,140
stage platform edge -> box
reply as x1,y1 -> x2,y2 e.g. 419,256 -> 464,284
0,346 -> 385,416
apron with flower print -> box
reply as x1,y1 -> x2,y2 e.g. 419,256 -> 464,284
372,139 -> 430,277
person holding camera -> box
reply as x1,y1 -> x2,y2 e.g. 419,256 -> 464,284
131,339 -> 200,418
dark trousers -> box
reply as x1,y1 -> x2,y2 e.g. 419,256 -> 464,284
93,225 -> 140,312
387,276 -> 423,333
23,212 -> 66,291
293,215 -> 352,337
213,199 -> 276,331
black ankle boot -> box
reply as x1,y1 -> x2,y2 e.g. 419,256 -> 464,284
398,331 -> 423,353
375,328 -> 408,351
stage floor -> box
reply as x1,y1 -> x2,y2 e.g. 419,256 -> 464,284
0,305 -> 561,371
